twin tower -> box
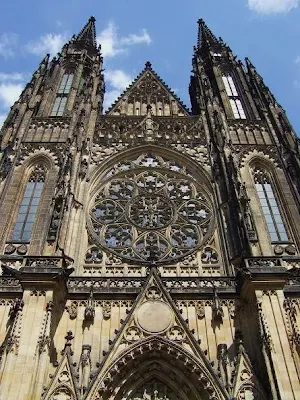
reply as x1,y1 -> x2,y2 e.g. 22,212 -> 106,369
0,16 -> 300,400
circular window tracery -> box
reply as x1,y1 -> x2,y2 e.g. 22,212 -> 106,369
88,169 -> 214,264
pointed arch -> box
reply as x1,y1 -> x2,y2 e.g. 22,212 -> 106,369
47,384 -> 76,400
4,153 -> 58,249
88,144 -> 212,194
239,151 -> 298,252
85,145 -> 216,266
10,164 -> 47,242
86,336 -> 229,400
247,155 -> 290,244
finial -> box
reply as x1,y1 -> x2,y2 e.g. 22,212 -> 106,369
198,18 -> 204,25
62,330 -> 74,355
84,286 -> 95,321
89,16 -> 96,22
145,61 -> 152,69
212,287 -> 224,321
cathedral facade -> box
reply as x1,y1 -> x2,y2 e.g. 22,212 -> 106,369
0,16 -> 300,399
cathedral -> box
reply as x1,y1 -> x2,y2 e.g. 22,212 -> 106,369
0,15 -> 300,400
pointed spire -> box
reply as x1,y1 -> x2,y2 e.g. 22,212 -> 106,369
75,16 -> 97,48
197,18 -> 219,49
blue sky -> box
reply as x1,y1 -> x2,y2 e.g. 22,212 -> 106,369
0,0 -> 300,133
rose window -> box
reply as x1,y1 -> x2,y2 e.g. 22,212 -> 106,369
88,169 -> 213,264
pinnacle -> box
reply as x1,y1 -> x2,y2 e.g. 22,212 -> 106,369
197,18 -> 219,49
75,16 -> 97,48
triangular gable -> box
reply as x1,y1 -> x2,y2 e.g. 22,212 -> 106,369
86,269 -> 229,399
106,61 -> 190,116
232,341 -> 267,399
42,351 -> 79,400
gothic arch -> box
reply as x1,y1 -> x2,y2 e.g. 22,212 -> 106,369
240,152 -> 296,253
16,147 -> 59,169
47,384 -> 76,400
240,150 -> 278,170
88,144 -> 212,195
87,336 -> 229,400
85,145 -> 217,265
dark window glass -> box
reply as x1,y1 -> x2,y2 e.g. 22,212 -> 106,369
254,170 -> 288,242
50,73 -> 73,117
11,166 -> 46,242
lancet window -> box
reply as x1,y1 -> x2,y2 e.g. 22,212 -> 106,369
254,168 -> 288,242
50,73 -> 74,116
11,165 -> 46,242
222,75 -> 246,119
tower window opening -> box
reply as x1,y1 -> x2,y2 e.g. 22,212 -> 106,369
222,75 -> 246,119
50,73 -> 74,116
230,99 -> 246,119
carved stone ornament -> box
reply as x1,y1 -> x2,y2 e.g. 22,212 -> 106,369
102,301 -> 111,319
136,301 -> 173,334
84,289 -> 95,321
195,301 -> 205,319
212,290 -> 224,321
88,167 -> 214,264
66,302 -> 78,319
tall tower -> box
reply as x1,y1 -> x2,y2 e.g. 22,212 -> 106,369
0,17 -> 299,400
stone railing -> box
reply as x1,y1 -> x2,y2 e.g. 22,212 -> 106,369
67,276 -> 237,295
0,255 -> 72,273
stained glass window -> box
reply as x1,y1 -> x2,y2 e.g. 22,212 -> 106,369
11,165 -> 46,242
88,162 -> 214,264
254,169 -> 288,242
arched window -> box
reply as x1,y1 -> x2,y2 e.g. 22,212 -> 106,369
11,165 -> 46,242
253,168 -> 288,242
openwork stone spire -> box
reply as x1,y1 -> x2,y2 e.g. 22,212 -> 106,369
75,16 -> 97,48
197,18 -> 219,49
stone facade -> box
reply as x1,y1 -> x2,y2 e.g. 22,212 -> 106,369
0,16 -> 300,399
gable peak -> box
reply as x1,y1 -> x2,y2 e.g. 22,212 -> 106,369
106,62 -> 190,116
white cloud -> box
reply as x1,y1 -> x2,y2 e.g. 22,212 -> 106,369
295,56 -> 300,65
97,22 -> 151,58
0,83 -> 24,108
0,72 -> 23,82
26,33 -> 68,57
120,29 -> 151,46
97,22 -> 122,58
105,69 -> 132,90
104,69 -> 133,110
248,0 -> 299,13
0,33 -> 19,59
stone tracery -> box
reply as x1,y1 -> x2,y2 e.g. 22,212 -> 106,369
88,165 -> 213,264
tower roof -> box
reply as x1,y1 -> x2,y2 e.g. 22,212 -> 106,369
197,18 -> 219,49
74,16 -> 97,48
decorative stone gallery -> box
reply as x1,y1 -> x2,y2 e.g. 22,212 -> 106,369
0,15 -> 300,400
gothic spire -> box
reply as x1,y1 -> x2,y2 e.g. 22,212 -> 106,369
197,18 -> 219,49
74,16 -> 97,48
